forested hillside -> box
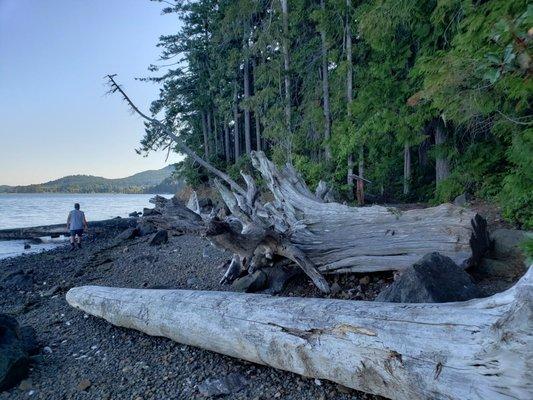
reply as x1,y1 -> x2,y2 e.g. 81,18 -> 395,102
0,166 -> 181,194
141,0 -> 531,228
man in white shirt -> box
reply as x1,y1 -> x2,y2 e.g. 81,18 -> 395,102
67,203 -> 88,250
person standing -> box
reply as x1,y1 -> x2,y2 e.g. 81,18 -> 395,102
67,203 -> 88,250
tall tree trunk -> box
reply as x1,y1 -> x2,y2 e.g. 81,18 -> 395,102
435,118 -> 450,186
224,117 -> 231,164
320,0 -> 331,160
233,80 -> 241,162
346,0 -> 354,200
403,143 -> 411,196
253,58 -> 261,152
213,111 -> 219,157
255,108 -> 261,152
207,109 -> 213,158
201,111 -> 209,159
357,147 -> 364,205
280,0 -> 292,158
243,59 -> 252,155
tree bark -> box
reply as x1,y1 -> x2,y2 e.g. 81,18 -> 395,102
201,111 -> 209,159
243,59 -> 252,155
280,0 -> 292,151
233,80 -> 241,161
255,108 -> 261,152
346,0 -> 354,200
320,0 -> 331,160
67,267 -> 532,400
435,119 -> 450,186
356,147 -> 365,205
224,117 -> 231,164
403,143 -> 411,196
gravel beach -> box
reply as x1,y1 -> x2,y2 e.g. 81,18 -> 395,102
0,229 -> 388,400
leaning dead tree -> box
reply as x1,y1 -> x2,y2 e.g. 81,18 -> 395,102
67,266 -> 532,400
107,75 -> 489,293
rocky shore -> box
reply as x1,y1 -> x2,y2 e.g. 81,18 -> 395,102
0,225 -> 391,400
0,208 -> 527,400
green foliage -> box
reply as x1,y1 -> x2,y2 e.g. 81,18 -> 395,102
144,0 -> 532,228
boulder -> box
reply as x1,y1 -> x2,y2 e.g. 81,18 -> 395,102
128,211 -> 142,218
0,315 -> 31,391
376,252 -> 480,303
149,230 -> 168,246
142,207 -> 161,217
491,229 -> 529,259
453,193 -> 470,207
23,244 -> 31,250
116,227 -> 139,241
232,270 -> 268,293
137,221 -> 157,237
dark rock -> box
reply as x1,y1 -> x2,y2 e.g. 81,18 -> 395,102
453,193 -> 470,207
491,229 -> 528,259
116,227 -> 139,241
198,373 -> 247,397
376,252 -> 480,303
0,314 -> 30,391
142,208 -> 161,217
1,270 -> 34,290
149,230 -> 168,246
233,270 -> 268,293
23,244 -> 31,250
263,265 -> 300,295
19,327 -> 39,356
128,211 -> 142,218
137,221 -> 157,237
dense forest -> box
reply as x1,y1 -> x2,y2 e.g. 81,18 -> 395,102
140,0 -> 531,228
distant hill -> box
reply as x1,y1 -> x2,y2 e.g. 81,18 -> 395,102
0,166 -> 183,194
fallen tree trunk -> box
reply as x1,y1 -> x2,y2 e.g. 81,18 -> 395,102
106,76 -> 489,293
66,267 -> 532,400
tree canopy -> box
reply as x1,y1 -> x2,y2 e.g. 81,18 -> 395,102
141,0 -> 532,228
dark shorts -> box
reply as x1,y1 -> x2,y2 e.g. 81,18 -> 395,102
70,229 -> 84,237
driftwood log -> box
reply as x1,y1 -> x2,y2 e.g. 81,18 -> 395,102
106,75 -> 489,293
66,266 -> 532,400
144,151 -> 488,293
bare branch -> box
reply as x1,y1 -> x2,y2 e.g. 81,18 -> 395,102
105,74 -> 246,196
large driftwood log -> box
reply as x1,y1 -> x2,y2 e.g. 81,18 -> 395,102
106,76 -> 489,293
66,267 -> 532,400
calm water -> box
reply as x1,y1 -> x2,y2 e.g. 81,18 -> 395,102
0,193 -> 169,260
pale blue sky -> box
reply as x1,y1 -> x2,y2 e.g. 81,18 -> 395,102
0,0 -> 183,185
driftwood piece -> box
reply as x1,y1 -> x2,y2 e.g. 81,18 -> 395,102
66,267 -> 532,400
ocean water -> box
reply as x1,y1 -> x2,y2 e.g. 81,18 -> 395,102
0,193 -> 170,260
